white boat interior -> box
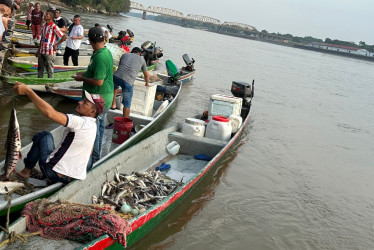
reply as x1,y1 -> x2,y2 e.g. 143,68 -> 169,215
0,124 -> 229,249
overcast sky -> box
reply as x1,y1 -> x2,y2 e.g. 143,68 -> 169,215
136,0 -> 373,44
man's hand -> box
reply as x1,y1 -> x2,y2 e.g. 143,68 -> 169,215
145,82 -> 149,87
72,74 -> 84,81
14,81 -> 30,95
53,44 -> 58,52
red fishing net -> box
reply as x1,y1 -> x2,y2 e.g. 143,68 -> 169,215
21,199 -> 132,247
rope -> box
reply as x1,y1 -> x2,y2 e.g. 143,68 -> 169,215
0,199 -> 40,247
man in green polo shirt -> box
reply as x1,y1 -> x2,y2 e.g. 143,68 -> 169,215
73,27 -> 113,170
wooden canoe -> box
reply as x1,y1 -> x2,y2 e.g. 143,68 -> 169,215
11,48 -> 93,57
0,82 -> 253,249
7,55 -> 92,72
7,43 -> 127,72
0,79 -> 185,217
1,69 -> 87,92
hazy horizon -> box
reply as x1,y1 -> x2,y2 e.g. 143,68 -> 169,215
136,0 -> 373,45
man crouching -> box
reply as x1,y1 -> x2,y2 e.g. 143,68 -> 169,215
14,82 -> 104,184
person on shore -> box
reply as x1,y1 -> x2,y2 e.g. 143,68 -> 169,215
111,47 -> 149,118
14,82 -> 104,183
72,27 -> 113,169
63,15 -> 83,66
0,0 -> 14,46
31,2 -> 43,42
26,2 -> 34,30
53,8 -> 67,55
94,23 -> 112,43
36,9 -> 66,78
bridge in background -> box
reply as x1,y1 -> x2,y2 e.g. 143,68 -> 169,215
130,1 -> 257,32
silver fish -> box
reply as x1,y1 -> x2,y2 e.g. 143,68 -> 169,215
1,108 -> 22,180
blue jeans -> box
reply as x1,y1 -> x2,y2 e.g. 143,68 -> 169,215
23,131 -> 69,184
87,109 -> 108,170
113,75 -> 133,109
56,36 -> 62,51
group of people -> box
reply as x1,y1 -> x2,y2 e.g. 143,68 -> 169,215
27,5 -> 84,78
14,24 -> 150,185
0,0 -> 23,52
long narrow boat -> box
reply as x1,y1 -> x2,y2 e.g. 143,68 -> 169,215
15,21 -> 28,30
44,63 -> 158,100
10,48 -> 93,57
0,80 -> 254,249
12,40 -> 38,48
6,43 -> 127,72
7,55 -> 92,72
1,69 -> 87,92
157,54 -> 196,84
0,79 -> 186,217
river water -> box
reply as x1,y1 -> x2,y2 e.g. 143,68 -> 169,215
1,11 -> 374,250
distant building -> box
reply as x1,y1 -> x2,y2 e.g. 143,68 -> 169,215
308,42 -> 374,57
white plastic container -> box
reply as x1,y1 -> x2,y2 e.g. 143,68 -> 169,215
181,118 -> 206,137
131,80 -> 157,116
205,116 -> 232,141
208,94 -> 242,118
229,114 -> 243,133
166,141 -> 180,155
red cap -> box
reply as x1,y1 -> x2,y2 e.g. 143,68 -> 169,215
84,90 -> 105,114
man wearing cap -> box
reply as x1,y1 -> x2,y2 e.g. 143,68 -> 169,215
14,82 -> 104,183
110,47 -> 149,118
94,23 -> 112,43
72,26 -> 113,168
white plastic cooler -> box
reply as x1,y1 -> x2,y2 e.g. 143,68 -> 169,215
208,94 -> 242,118
131,80 -> 157,116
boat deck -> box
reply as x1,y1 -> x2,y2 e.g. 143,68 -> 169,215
160,155 -> 207,183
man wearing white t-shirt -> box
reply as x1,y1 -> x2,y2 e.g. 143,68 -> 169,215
14,82 -> 104,184
63,15 -> 84,66
95,23 -> 112,43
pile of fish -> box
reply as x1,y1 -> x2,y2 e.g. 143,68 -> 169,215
93,169 -> 183,216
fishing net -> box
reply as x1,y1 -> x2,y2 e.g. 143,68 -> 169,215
21,199 -> 132,247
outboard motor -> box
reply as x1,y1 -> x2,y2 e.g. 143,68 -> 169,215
107,24 -> 113,33
182,54 -> 195,71
165,60 -> 180,83
231,80 -> 254,118
141,41 -> 164,66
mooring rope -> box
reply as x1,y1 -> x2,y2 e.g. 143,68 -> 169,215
0,199 -> 40,247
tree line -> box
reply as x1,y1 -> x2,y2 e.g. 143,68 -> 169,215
263,31 -> 374,52
60,0 -> 130,14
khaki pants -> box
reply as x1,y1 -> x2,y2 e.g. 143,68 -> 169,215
38,54 -> 55,78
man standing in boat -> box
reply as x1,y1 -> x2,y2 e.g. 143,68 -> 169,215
53,8 -> 67,55
63,15 -> 84,66
36,9 -> 66,78
72,27 -> 113,170
110,47 -> 149,118
13,82 -> 104,183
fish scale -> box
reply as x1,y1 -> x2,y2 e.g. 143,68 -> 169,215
1,108 -> 22,180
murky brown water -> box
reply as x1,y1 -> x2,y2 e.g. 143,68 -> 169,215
1,10 -> 374,249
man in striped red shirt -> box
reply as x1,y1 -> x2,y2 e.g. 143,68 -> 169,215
36,9 -> 66,78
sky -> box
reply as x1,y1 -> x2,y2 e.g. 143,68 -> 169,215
135,0 -> 373,45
